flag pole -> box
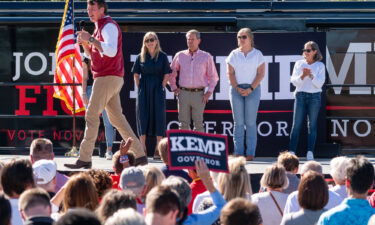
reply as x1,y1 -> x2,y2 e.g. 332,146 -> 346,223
65,0 -> 79,157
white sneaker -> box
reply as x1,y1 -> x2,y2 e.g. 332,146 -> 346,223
105,151 -> 113,160
306,151 -> 314,161
289,151 -> 296,155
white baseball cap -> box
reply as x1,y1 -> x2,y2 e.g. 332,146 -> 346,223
33,159 -> 57,185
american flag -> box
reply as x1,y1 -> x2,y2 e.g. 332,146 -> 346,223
53,0 -> 85,113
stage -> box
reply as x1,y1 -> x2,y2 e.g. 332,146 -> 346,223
2,154 -> 374,175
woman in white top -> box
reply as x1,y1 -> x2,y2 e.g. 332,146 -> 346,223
252,164 -> 289,225
289,41 -> 325,161
226,28 -> 265,161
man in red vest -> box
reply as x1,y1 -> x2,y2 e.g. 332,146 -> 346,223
65,0 -> 147,169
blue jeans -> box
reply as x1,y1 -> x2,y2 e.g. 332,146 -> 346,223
289,92 -> 321,153
87,86 -> 114,148
229,84 -> 261,156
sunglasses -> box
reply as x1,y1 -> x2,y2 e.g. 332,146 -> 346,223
302,49 -> 314,53
145,38 -> 155,43
237,35 -> 248,40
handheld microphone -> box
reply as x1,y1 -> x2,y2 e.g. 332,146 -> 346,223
79,20 -> 85,31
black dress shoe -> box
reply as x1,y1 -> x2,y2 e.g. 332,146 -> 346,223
64,160 -> 92,169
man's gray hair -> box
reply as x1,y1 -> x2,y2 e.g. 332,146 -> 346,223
300,161 -> 322,175
330,156 -> 349,183
161,176 -> 191,207
104,208 -> 146,225
186,29 -> 200,39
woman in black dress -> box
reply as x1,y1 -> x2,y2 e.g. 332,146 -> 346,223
132,32 -> 171,159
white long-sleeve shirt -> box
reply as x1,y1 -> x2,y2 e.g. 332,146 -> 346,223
283,189 -> 343,215
99,22 -> 118,57
290,59 -> 325,94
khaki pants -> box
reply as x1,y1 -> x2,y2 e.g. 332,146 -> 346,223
178,89 -> 206,132
79,76 -> 145,162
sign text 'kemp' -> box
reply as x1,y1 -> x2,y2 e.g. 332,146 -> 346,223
169,136 -> 226,156
167,130 -> 228,172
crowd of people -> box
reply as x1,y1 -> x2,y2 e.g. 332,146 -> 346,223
0,138 -> 375,225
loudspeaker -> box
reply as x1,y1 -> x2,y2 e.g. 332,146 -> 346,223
99,141 -> 121,158
314,143 -> 342,158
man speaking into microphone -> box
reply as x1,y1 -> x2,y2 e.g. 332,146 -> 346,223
65,0 -> 147,169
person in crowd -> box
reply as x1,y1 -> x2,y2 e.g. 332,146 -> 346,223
329,156 -> 349,200
141,166 -> 166,202
1,159 -> 35,225
29,138 -> 68,192
144,186 -> 180,225
277,151 -> 300,194
54,208 -> 101,225
51,173 -> 99,220
65,0 -> 147,169
289,41 -> 326,161
220,198 -> 262,225
105,208 -> 146,225
111,138 -> 136,189
96,189 -> 137,223
194,157 -> 252,215
32,159 -> 57,198
18,188 -> 54,225
318,156 -> 375,225
0,194 -> 12,225
187,169 -> 207,215
369,191 -> 375,208
119,166 -> 146,213
280,171 -> 328,225
284,161 -> 342,214
158,137 -> 192,182
82,56 -> 116,160
132,31 -> 171,159
169,29 -> 219,132
251,164 -> 289,225
226,28 -> 265,161
161,160 -> 226,225
85,169 -> 113,199
61,173 -> 99,213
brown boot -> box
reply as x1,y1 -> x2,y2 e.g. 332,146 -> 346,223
64,160 -> 92,169
134,156 -> 148,166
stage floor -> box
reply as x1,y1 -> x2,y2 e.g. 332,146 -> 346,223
2,154 -> 374,175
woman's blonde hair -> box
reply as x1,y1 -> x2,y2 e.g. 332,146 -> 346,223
237,27 -> 254,47
260,164 -> 289,190
140,31 -> 161,63
217,157 -> 252,201
141,166 -> 166,199
305,41 -> 323,62
62,173 -> 99,213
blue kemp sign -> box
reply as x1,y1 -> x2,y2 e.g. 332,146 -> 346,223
167,130 -> 229,172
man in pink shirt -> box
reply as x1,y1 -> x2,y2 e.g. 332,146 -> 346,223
169,30 -> 219,132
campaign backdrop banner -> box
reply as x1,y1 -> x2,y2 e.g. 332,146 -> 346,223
326,30 -> 375,150
0,28 -> 326,156
167,130 -> 229,172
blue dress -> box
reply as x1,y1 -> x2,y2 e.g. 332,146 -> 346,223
131,51 -> 171,137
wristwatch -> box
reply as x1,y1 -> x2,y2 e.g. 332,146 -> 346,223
89,36 -> 95,43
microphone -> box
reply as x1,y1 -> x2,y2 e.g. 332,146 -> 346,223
79,20 -> 85,31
